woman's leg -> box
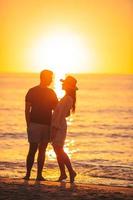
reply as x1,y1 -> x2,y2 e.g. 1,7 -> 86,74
53,145 -> 76,182
53,145 -> 67,180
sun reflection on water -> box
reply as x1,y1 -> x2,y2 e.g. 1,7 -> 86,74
47,139 -> 76,161
67,115 -> 74,125
47,146 -> 71,160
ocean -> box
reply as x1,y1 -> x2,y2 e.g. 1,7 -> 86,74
0,73 -> 133,187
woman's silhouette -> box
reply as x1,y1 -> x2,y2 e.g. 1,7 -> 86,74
50,76 -> 78,183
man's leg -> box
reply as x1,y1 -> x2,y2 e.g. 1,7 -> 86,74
24,143 -> 38,180
36,142 -> 48,180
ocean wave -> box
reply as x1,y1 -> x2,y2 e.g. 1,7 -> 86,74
74,161 -> 133,181
0,133 -> 26,139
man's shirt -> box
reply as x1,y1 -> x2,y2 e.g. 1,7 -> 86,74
25,85 -> 58,125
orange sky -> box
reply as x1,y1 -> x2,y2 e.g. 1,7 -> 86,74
0,0 -> 132,73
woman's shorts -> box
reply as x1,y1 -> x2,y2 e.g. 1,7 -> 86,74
27,122 -> 50,143
52,128 -> 67,147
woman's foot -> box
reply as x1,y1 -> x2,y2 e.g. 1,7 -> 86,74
57,174 -> 67,182
70,171 -> 77,183
23,175 -> 30,180
36,176 -> 47,181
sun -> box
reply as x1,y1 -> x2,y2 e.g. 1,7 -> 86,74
28,31 -> 89,74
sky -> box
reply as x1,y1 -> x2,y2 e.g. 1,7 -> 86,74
0,0 -> 132,74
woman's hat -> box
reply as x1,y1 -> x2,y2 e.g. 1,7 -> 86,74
60,76 -> 78,90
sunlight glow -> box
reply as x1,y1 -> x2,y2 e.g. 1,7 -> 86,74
54,71 -> 65,99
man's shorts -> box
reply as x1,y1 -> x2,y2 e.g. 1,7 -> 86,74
27,122 -> 50,143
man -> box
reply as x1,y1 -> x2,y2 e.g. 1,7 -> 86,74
24,69 -> 58,180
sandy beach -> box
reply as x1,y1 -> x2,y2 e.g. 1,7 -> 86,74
0,178 -> 132,200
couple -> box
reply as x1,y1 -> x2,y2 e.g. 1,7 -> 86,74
24,69 -> 77,183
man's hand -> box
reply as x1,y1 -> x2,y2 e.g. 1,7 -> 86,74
25,102 -> 31,129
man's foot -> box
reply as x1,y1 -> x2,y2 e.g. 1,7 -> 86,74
57,174 -> 67,182
70,171 -> 77,183
36,176 -> 47,181
23,175 -> 30,180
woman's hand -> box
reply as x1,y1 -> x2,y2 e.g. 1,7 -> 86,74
50,127 -> 58,142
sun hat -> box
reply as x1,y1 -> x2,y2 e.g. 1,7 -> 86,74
60,76 -> 78,90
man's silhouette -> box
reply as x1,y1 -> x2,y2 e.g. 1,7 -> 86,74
24,69 -> 58,180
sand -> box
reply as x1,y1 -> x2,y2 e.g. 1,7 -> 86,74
0,178 -> 132,200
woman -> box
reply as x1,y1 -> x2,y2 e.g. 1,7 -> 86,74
50,75 -> 78,183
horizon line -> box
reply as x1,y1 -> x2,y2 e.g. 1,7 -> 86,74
0,71 -> 132,75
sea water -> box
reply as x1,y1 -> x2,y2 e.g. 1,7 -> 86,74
0,73 -> 133,187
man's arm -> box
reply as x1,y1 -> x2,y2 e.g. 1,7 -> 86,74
25,102 -> 31,127
53,91 -> 58,109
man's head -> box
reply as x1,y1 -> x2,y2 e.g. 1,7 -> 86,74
40,69 -> 53,86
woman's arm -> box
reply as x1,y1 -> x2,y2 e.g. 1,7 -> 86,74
51,97 -> 73,129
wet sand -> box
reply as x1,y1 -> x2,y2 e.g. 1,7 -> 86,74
0,178 -> 132,200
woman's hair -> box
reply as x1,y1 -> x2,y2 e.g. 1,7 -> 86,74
66,89 -> 76,113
